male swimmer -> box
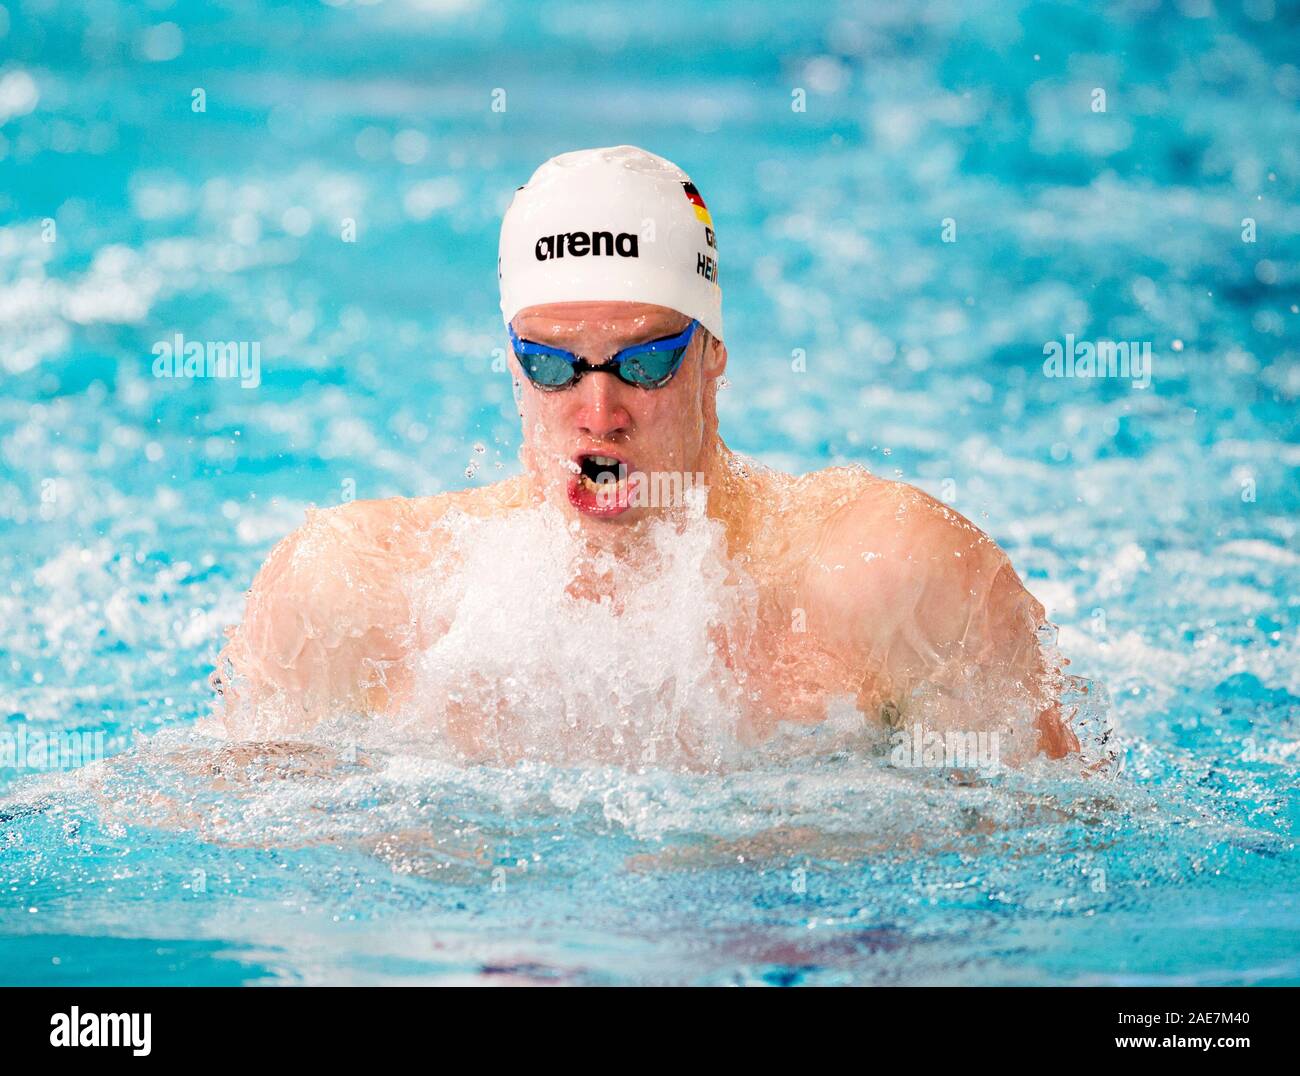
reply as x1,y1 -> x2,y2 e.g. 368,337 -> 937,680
212,145 -> 1080,764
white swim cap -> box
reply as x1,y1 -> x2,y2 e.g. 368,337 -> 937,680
498,145 -> 722,340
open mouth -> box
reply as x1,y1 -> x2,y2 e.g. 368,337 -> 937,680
568,452 -> 633,516
578,454 -> 626,489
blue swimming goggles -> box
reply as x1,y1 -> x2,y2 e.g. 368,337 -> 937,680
508,319 -> 699,390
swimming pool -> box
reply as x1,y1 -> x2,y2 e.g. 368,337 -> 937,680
2,0 -> 1298,985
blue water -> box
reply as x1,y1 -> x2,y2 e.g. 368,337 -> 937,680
2,0 -> 1299,985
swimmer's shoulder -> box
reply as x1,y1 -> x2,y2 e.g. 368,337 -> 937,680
752,462 -> 1009,579
796,468 -> 1021,644
225,478 -> 534,713
405,474 -> 533,525
243,477 -> 531,618
292,475 -> 532,559
795,466 -> 1001,565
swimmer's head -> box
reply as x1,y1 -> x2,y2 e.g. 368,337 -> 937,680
499,148 -> 728,526
498,145 -> 722,339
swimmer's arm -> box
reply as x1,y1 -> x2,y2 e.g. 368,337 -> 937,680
809,482 -> 1079,761
212,504 -> 418,735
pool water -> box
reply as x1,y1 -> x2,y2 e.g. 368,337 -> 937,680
2,0 -> 1299,985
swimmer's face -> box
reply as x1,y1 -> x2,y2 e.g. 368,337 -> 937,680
509,300 -> 726,524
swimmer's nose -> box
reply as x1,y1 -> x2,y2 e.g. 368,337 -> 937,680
572,365 -> 631,439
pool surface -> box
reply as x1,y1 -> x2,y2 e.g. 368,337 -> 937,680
2,0 -> 1299,985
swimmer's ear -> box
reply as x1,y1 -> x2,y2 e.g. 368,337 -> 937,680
701,331 -> 727,379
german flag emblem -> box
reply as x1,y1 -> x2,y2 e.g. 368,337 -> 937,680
682,181 -> 712,227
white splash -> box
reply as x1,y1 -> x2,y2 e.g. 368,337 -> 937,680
393,497 -> 761,769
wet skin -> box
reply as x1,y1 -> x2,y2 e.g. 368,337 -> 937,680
212,301 -> 1080,762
